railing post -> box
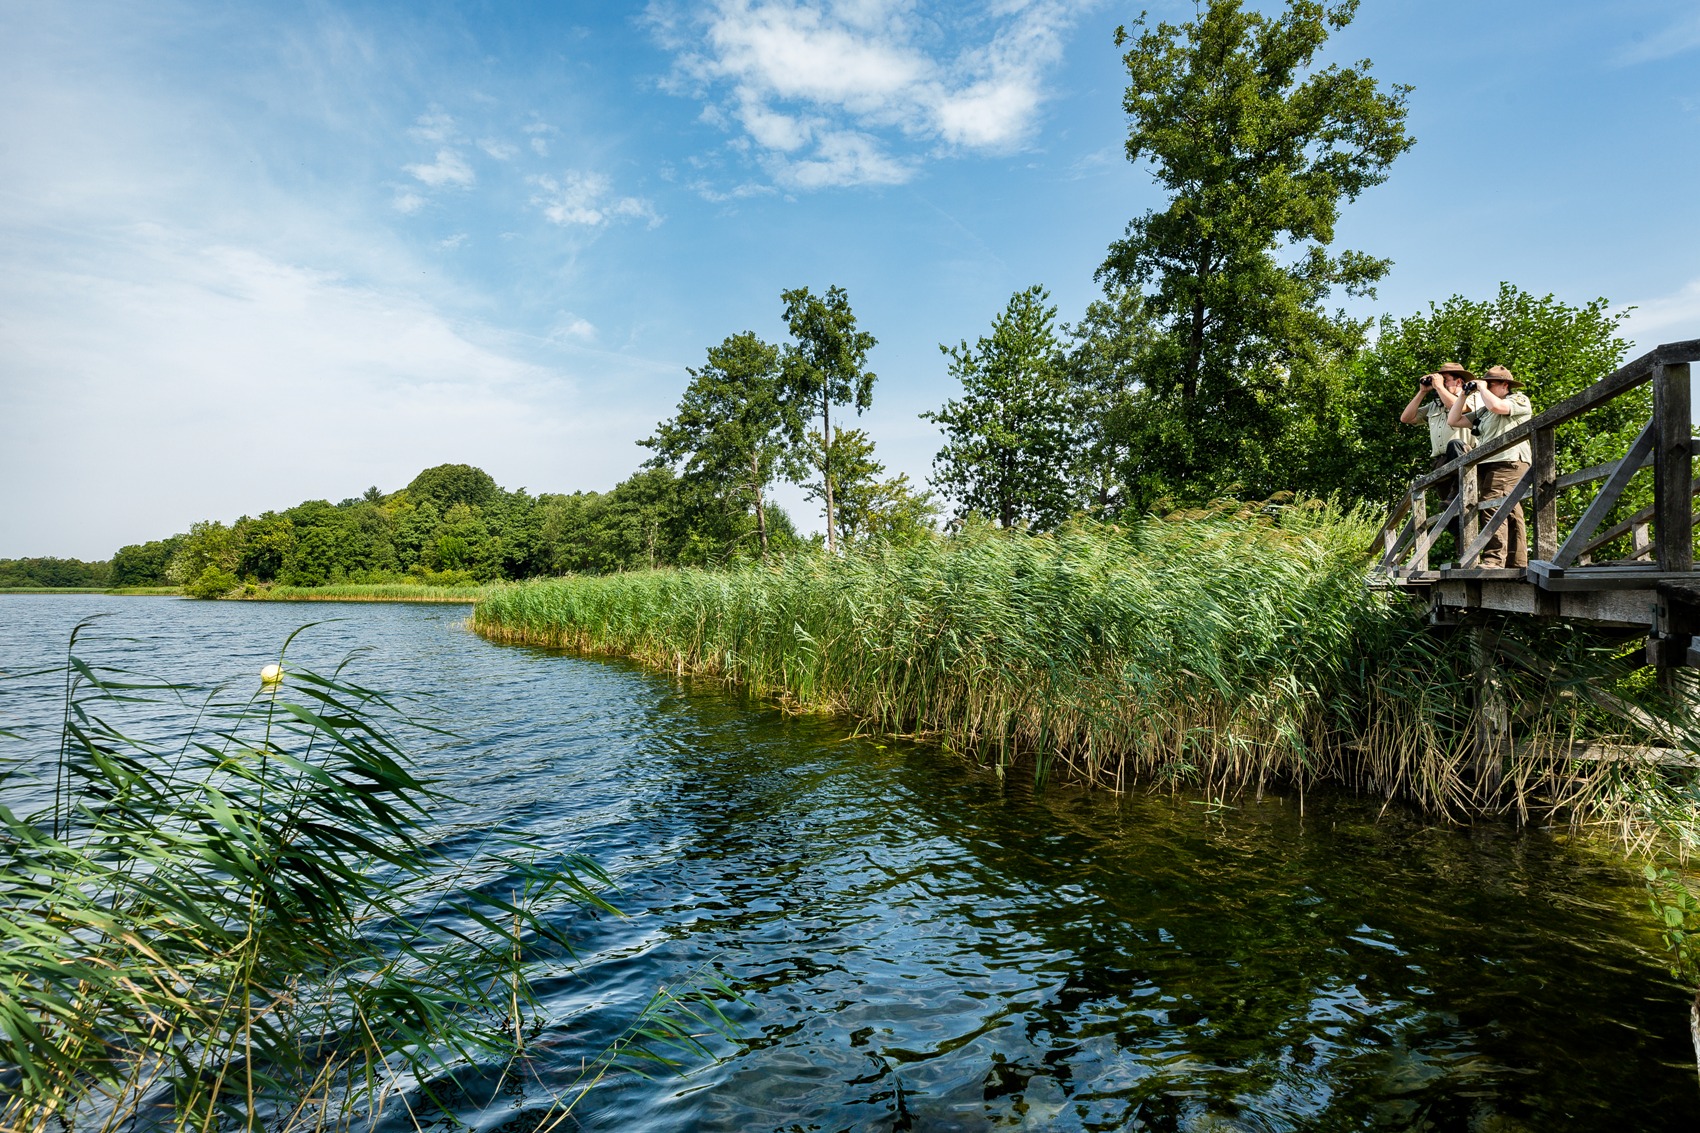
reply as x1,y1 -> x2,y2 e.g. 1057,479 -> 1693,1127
1459,457 -> 1480,566
1531,425 -> 1557,563
1653,361 -> 1694,696
1655,361 -> 1693,572
1411,492 -> 1428,571
1382,495 -> 1405,563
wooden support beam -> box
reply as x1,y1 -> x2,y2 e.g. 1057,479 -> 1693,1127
1375,492 -> 1413,560
1655,361 -> 1694,574
1553,419 -> 1658,568
1410,492 -> 1429,571
1532,425 -> 1558,563
1403,495 -> 1460,574
1458,466 -> 1534,568
1459,456 -> 1480,553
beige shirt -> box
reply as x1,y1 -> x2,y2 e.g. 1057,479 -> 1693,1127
1470,392 -> 1533,464
1425,394 -> 1479,458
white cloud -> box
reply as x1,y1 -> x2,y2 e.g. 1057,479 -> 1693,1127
404,148 -> 475,188
529,171 -> 662,228
392,188 -> 426,214
478,137 -> 518,159
771,129 -> 911,188
657,0 -> 1080,188
1620,278 -> 1700,348
550,313 -> 598,342
440,232 -> 468,247
409,109 -> 459,142
523,120 -> 556,156
1612,13 -> 1700,66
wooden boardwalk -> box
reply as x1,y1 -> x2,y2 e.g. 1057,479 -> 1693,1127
1371,338 -> 1700,670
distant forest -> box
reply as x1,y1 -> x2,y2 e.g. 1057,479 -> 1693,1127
23,461 -> 808,596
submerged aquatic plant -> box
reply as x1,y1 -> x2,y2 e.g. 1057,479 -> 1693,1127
470,502 -> 1700,844
0,622 -> 726,1132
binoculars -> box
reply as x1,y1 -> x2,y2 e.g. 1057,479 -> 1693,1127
1419,375 -> 1434,387
1463,381 -> 1479,393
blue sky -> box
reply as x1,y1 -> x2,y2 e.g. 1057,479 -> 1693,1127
3,0 -> 1698,558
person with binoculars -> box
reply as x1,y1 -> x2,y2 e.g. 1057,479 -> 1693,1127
1398,361 -> 1479,555
1446,365 -> 1533,568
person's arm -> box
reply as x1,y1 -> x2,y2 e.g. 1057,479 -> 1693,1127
1477,386 -> 1513,415
1398,381 -> 1432,425
1432,382 -> 1460,410
1446,390 -> 1474,428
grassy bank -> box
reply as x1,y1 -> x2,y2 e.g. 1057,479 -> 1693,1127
470,503 -> 1700,845
237,582 -> 488,603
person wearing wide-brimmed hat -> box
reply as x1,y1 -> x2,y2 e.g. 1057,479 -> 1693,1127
1399,361 -> 1479,553
1448,365 -> 1533,568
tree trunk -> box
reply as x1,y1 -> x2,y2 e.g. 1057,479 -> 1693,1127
822,394 -> 836,554
752,455 -> 769,559
1184,294 -> 1204,404
1471,626 -> 1509,800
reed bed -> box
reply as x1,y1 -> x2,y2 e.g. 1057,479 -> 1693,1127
242,583 -> 488,603
471,503 -> 1700,845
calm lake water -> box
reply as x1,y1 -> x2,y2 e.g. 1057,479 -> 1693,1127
1,595 -> 1694,1131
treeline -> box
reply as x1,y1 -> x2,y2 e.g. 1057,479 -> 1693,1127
0,558 -> 113,589
113,463 -> 809,599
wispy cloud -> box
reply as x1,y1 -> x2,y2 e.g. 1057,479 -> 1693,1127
408,108 -> 459,142
478,137 -> 518,160
1612,12 -> 1700,66
404,147 -> 475,187
1620,278 -> 1700,348
655,0 -> 1081,188
529,171 -> 662,228
392,188 -> 427,214
0,224 -> 612,556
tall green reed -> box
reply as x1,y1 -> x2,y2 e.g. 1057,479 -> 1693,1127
471,501 -> 1700,846
0,621 -> 725,1132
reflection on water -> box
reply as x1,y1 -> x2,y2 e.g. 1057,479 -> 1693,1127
1,596 -> 1692,1131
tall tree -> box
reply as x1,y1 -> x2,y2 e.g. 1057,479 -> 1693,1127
1100,0 -> 1412,502
781,285 -> 877,553
802,427 -> 937,547
925,286 -> 1077,529
641,331 -> 796,558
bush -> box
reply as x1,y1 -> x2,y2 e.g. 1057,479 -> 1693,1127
184,564 -> 239,599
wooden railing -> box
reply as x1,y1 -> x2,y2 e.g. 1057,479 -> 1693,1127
1372,338 -> 1700,583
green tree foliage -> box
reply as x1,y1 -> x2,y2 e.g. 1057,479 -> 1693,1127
0,558 -> 113,588
1061,289 -> 1162,518
1099,0 -> 1412,508
405,463 -> 500,512
781,285 -> 878,552
642,331 -> 797,557
926,286 -> 1078,528
802,427 -> 938,548
535,468 -> 799,574
167,521 -> 240,586
110,537 -> 183,586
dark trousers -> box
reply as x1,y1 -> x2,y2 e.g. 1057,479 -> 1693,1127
1476,460 -> 1529,569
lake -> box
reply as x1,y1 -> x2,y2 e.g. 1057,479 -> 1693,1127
1,595 -> 1692,1131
